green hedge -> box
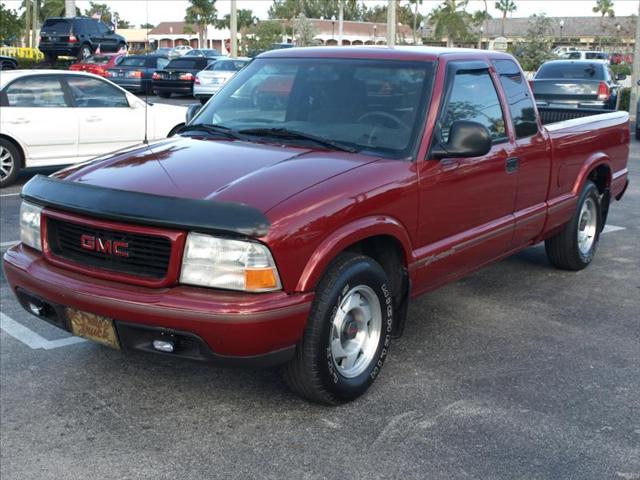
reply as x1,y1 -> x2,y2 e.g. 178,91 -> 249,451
618,87 -> 631,112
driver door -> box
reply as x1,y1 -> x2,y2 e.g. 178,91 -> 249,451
413,61 -> 517,294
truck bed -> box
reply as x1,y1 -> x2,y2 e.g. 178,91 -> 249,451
538,106 -> 617,125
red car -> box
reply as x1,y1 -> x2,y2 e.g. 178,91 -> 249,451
4,47 -> 630,404
69,53 -> 125,77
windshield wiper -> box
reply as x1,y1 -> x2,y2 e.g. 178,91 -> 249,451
238,127 -> 358,153
177,123 -> 244,140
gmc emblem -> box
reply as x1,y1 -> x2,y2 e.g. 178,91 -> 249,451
80,234 -> 129,258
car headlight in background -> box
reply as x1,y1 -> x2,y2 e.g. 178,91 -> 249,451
20,201 -> 42,251
180,233 -> 281,292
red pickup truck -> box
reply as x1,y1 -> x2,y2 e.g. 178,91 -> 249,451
4,48 -> 629,404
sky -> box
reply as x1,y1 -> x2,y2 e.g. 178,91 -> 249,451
3,0 -> 640,27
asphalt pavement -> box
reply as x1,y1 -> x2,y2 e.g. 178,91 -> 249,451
0,127 -> 638,480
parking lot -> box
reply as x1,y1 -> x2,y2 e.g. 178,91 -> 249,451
0,118 -> 638,479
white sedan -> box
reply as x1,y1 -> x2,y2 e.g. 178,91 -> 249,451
0,70 -> 187,187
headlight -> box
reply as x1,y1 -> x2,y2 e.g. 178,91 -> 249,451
180,233 -> 281,292
20,201 -> 42,251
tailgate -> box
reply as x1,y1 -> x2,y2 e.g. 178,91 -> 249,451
531,79 -> 602,106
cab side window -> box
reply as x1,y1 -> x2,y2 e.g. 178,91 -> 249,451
493,59 -> 538,139
66,76 -> 129,108
440,69 -> 507,143
5,76 -> 67,107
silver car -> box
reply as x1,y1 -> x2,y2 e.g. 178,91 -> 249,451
193,58 -> 250,104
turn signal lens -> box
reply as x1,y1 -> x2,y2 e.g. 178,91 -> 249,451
179,72 -> 194,81
245,268 -> 279,291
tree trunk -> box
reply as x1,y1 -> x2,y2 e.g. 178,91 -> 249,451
413,2 -> 418,44
501,12 -> 506,36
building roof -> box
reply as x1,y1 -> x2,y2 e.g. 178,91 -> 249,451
150,22 -> 195,36
117,28 -> 152,43
478,16 -> 635,39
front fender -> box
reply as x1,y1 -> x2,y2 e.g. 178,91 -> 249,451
295,215 -> 413,292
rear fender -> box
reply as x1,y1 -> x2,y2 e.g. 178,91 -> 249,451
295,216 -> 413,292
572,152 -> 611,195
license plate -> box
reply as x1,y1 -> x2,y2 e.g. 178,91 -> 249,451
67,308 -> 120,349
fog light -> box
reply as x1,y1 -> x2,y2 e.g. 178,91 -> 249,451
152,339 -> 175,353
28,303 -> 44,316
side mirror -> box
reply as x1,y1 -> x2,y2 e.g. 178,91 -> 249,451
616,73 -> 627,81
186,103 -> 202,123
431,121 -> 492,160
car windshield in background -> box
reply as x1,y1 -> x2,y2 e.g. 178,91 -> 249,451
211,60 -> 249,71
537,62 -> 604,79
82,55 -> 111,65
186,49 -> 222,57
166,58 -> 205,69
118,57 -> 147,67
41,19 -> 71,34
192,58 -> 434,159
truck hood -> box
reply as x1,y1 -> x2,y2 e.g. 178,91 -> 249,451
55,136 -> 376,213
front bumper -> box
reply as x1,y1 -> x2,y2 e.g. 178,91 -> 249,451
3,244 -> 312,364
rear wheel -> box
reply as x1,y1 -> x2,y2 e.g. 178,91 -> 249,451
158,91 -> 171,98
545,180 -> 602,270
44,53 -> 57,64
0,139 -> 21,188
283,253 -> 394,405
78,44 -> 92,60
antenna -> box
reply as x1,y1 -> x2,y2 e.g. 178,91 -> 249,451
143,0 -> 149,144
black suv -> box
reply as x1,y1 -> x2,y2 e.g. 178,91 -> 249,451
39,17 -> 127,62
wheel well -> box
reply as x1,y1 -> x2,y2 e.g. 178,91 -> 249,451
588,164 -> 611,194
344,235 -> 407,304
0,134 -> 25,168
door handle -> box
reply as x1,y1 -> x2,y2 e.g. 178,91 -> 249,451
86,116 -> 102,123
505,157 -> 519,174
9,118 -> 30,125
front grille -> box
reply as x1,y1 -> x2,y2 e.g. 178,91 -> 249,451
47,218 -> 172,279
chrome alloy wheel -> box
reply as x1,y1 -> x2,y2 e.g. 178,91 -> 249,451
330,285 -> 382,379
577,197 -> 598,255
0,146 -> 13,181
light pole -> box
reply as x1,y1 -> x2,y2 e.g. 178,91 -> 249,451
419,20 -> 424,44
331,15 -> 336,42
559,19 -> 565,42
373,24 -> 377,44
478,25 -> 484,49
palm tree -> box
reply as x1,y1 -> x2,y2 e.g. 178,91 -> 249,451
428,0 -> 471,48
408,0 -> 423,44
185,0 -> 218,49
593,0 -> 615,26
495,0 -> 516,36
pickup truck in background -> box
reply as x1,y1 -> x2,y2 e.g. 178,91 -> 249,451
530,59 -> 625,110
4,47 -> 630,404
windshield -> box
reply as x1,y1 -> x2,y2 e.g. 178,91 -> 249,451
191,58 -> 434,159
537,62 -> 604,80
41,19 -> 71,34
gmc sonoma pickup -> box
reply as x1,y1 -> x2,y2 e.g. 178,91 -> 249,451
3,48 -> 630,404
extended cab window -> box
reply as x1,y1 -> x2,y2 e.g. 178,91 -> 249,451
440,70 -> 506,143
493,59 -> 538,139
66,77 -> 129,108
5,76 -> 67,107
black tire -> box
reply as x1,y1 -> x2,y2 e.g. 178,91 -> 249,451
78,44 -> 92,60
117,42 -> 126,52
158,91 -> 171,98
283,253 -> 394,405
44,53 -> 57,65
0,139 -> 21,188
545,180 -> 602,271
636,126 -> 640,141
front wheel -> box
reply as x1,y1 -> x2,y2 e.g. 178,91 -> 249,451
283,253 -> 394,405
545,180 -> 602,270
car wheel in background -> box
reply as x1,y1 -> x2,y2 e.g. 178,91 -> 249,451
117,42 -> 126,52
545,180 -> 602,270
0,139 -> 21,188
283,253 -> 394,405
78,44 -> 92,60
636,126 -> 640,141
44,53 -> 57,64
158,91 -> 171,98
